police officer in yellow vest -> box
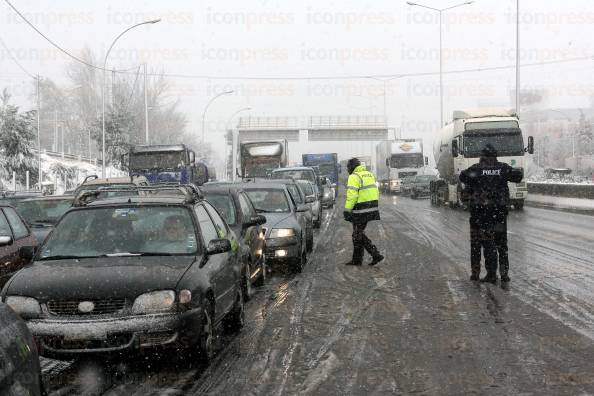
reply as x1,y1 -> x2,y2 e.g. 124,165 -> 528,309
344,158 -> 384,266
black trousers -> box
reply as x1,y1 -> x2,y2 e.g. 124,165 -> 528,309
470,227 -> 497,275
352,222 -> 380,264
494,217 -> 509,276
470,216 -> 509,276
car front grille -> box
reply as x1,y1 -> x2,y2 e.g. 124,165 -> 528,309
41,333 -> 132,350
47,299 -> 127,316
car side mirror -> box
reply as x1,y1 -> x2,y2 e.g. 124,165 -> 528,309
385,158 -> 389,167
189,151 -> 196,164
243,214 -> 266,228
451,139 -> 459,158
305,195 -> 315,203
296,204 -> 308,212
19,246 -> 36,261
424,156 -> 429,166
527,136 -> 534,154
0,235 -> 13,247
206,239 -> 231,255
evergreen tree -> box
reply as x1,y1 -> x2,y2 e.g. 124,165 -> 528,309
0,89 -> 38,186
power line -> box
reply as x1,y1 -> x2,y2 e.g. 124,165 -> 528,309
5,0 -> 594,82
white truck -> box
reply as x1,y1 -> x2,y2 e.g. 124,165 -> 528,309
375,139 -> 427,194
431,108 -> 534,209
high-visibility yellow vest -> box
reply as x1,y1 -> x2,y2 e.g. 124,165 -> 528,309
345,165 -> 380,222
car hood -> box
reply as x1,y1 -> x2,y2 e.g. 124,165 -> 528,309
260,212 -> 296,236
5,256 -> 195,301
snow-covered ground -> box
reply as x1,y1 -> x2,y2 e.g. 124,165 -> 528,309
527,193 -> 594,212
1,154 -> 125,194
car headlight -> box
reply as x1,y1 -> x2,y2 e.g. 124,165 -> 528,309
269,228 -> 295,238
132,290 -> 176,314
5,296 -> 41,318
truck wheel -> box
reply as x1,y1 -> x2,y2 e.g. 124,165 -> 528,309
515,201 -> 524,210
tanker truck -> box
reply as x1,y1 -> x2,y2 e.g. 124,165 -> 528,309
430,108 -> 534,209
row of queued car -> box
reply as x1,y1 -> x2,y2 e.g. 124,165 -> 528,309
0,167 -> 334,389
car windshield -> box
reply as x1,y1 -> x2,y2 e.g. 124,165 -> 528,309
204,193 -> 237,225
14,199 -> 72,225
415,176 -> 435,183
38,206 -> 197,259
272,169 -> 316,182
245,189 -> 290,213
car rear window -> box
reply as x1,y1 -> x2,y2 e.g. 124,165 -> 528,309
272,169 -> 315,182
204,193 -> 237,225
245,189 -> 290,213
38,206 -> 198,259
15,199 -> 72,225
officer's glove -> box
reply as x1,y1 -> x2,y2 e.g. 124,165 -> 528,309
343,211 -> 353,222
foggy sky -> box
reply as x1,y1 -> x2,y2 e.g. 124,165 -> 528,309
2,0 -> 593,164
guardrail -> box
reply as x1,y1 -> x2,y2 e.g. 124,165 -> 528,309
33,149 -> 102,165
527,182 -> 594,199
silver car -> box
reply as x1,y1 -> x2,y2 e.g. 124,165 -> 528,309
296,180 -> 322,229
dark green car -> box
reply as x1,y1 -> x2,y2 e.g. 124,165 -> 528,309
410,175 -> 437,199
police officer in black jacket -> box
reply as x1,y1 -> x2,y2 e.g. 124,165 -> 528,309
459,144 -> 523,283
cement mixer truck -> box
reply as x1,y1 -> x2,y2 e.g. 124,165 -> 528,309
430,108 -> 534,209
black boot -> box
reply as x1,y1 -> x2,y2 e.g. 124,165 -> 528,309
368,254 -> 384,266
470,272 -> 480,281
500,273 -> 510,283
480,273 -> 497,284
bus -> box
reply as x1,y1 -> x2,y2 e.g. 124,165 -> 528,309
128,144 -> 214,186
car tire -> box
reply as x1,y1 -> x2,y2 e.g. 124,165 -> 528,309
293,245 -> 305,273
254,257 -> 266,287
223,289 -> 245,334
243,264 -> 253,301
198,301 -> 215,362
306,230 -> 314,252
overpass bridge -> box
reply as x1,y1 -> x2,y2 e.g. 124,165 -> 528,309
225,115 -> 395,178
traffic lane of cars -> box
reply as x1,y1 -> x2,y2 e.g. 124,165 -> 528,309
39,207 -> 333,395
2,196 -> 244,362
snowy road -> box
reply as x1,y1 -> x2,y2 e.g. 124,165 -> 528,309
42,195 -> 594,395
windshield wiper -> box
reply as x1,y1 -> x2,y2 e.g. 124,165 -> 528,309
37,255 -> 99,261
129,252 -> 177,256
103,252 -> 141,257
30,220 -> 55,226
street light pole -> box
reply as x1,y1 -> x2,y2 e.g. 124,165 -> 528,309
101,19 -> 160,177
36,75 -> 42,186
201,90 -> 234,142
406,1 -> 474,127
143,63 -> 149,144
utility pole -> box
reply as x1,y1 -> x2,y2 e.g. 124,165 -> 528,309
144,63 -> 149,144
36,75 -> 42,186
515,0 -> 520,117
54,110 -> 58,152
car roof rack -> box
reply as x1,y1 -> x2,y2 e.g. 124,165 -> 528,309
72,184 -> 203,206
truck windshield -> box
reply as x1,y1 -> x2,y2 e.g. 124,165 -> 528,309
243,159 -> 280,177
463,131 -> 525,157
390,154 -> 424,168
130,151 -> 186,170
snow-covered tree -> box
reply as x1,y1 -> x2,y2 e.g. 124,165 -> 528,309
0,89 -> 38,186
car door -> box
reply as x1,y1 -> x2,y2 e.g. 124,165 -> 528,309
0,209 -> 17,287
237,192 -> 264,270
1,207 -> 36,287
203,202 -> 239,318
195,204 -> 233,321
